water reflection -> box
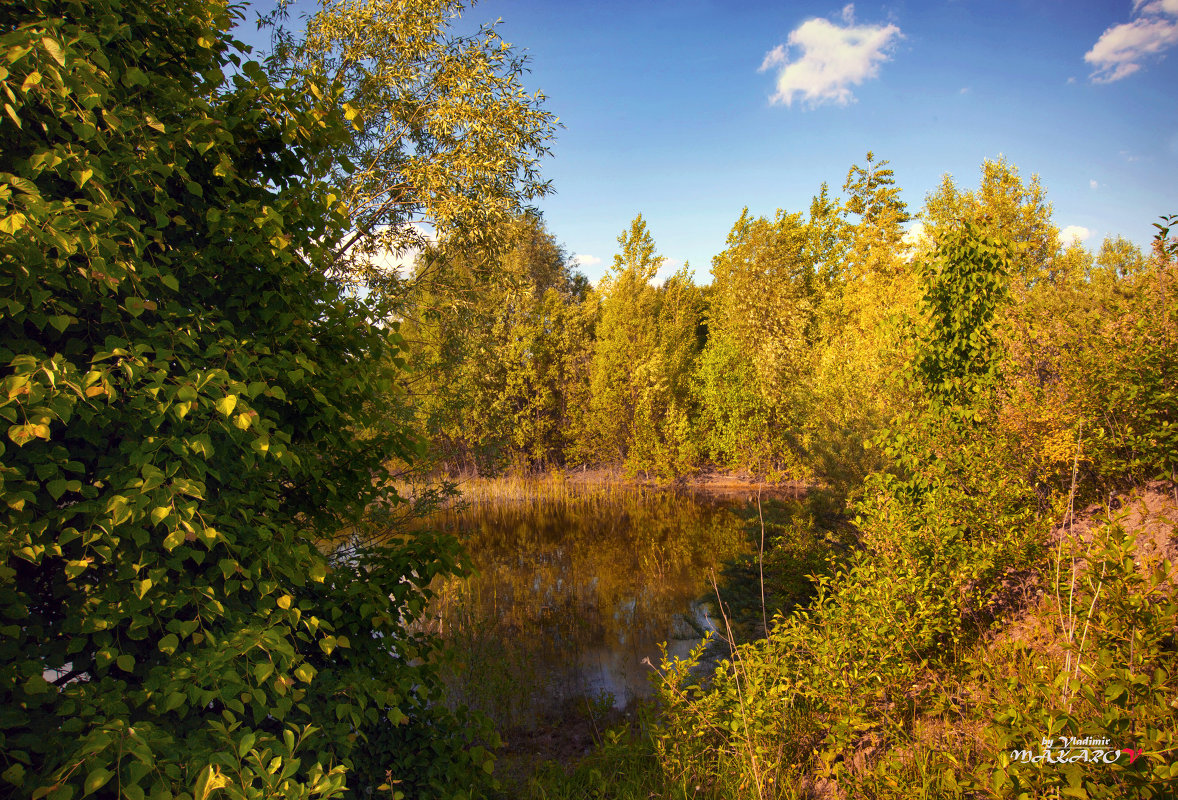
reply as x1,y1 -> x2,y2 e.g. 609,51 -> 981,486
417,487 -> 751,728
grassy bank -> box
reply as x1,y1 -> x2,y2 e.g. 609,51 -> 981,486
520,481 -> 1177,800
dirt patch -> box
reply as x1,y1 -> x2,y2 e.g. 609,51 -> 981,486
986,480 -> 1177,658
678,467 -> 810,500
1054,480 -> 1178,584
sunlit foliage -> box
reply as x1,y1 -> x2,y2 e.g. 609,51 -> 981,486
264,0 -> 558,297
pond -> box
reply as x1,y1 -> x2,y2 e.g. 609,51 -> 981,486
416,482 -> 760,731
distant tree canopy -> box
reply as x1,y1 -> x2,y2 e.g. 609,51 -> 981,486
402,215 -> 592,473
397,152 -> 1172,493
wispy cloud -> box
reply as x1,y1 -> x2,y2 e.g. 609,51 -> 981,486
1085,0 -> 1178,82
1059,225 -> 1092,244
1090,179 -> 1099,189
571,253 -> 602,269
759,4 -> 901,108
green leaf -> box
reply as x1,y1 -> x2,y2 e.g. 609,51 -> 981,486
158,633 -> 178,655
124,297 -> 156,317
115,654 -> 135,672
1,763 -> 25,786
254,662 -> 274,683
8,423 -> 50,446
215,395 -> 237,416
236,732 -> 256,758
82,768 -> 113,797
193,765 -> 216,800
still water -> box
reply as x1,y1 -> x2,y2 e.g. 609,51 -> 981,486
420,485 -> 754,728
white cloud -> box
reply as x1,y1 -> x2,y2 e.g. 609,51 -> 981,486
571,253 -> 602,269
370,249 -> 416,276
1059,225 -> 1092,244
1135,0 -> 1178,14
1089,179 -> 1099,189
759,4 -> 902,108
899,220 -> 928,260
650,258 -> 685,285
902,220 -> 927,245
1085,1 -> 1178,82
366,223 -> 435,277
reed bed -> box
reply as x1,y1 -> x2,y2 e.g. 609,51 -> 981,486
410,470 -> 663,507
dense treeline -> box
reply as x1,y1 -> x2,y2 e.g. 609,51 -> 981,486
399,153 -> 1165,494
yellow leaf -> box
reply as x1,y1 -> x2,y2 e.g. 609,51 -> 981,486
215,395 -> 237,416
41,37 -> 65,66
0,213 -> 27,235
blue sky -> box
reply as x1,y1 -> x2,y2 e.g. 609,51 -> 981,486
238,1 -> 1178,284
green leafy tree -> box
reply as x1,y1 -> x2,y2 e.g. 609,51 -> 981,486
805,182 -> 851,292
627,265 -> 705,477
401,216 -> 591,472
0,2 -> 501,798
264,0 -> 558,296
801,155 -> 918,491
696,208 -> 815,475
1094,234 -> 1146,284
1051,237 -> 1094,287
841,151 -> 910,281
917,220 -> 1014,407
920,157 -> 1058,295
581,215 -> 664,466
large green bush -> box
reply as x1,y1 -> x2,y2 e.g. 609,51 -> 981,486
0,1 -> 485,797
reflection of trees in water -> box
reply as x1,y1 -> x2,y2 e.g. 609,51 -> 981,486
421,490 -> 751,726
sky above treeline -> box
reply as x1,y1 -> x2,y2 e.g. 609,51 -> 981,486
237,1 -> 1178,285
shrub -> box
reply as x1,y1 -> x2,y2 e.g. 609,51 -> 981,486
0,2 -> 488,797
